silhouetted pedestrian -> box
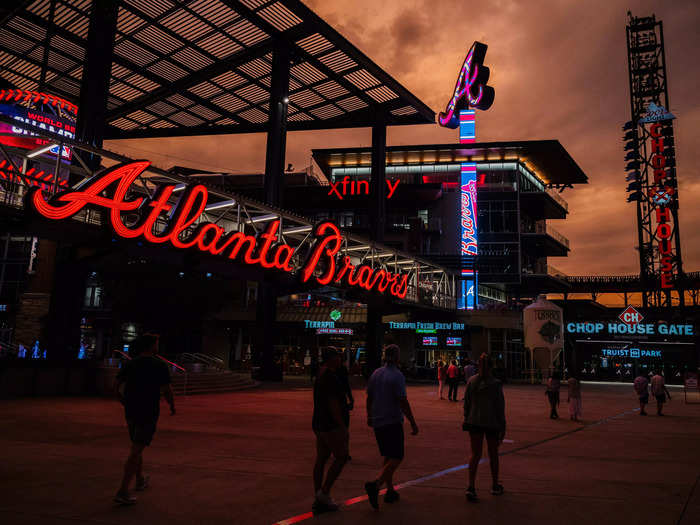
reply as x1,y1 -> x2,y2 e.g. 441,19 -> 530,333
447,360 -> 459,401
545,371 -> 561,419
651,370 -> 671,416
633,374 -> 649,415
567,374 -> 582,421
437,360 -> 447,399
114,334 -> 175,505
312,348 -> 349,514
336,353 -> 354,459
364,344 -> 419,509
463,353 -> 506,502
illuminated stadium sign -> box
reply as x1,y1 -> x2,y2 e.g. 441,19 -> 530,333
26,161 -> 412,300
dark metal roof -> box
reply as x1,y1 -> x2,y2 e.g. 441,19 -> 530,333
0,0 -> 434,139
312,140 -> 589,186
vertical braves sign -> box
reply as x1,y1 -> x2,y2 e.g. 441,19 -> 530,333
440,41 -> 494,310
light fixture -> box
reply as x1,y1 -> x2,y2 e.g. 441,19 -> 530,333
26,143 -> 57,158
205,198 -> 236,211
282,96 -> 289,104
245,213 -> 278,224
345,245 -> 370,252
282,225 -> 312,235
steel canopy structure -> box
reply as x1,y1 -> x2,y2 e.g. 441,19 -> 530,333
0,0 -> 435,139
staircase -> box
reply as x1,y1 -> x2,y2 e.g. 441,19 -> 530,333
172,369 -> 257,395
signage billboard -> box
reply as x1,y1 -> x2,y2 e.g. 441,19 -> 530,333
26,162 -> 412,300
422,336 -> 438,346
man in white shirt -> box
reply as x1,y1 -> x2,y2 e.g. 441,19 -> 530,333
650,371 -> 671,416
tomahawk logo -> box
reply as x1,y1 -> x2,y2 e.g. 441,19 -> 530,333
619,305 -> 644,326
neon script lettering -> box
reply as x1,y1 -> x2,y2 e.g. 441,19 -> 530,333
26,162 -> 409,299
649,122 -> 674,289
327,176 -> 400,200
460,178 -> 478,255
438,41 -> 495,128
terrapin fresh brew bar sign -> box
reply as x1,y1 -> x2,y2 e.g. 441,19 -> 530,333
25,161 -> 411,299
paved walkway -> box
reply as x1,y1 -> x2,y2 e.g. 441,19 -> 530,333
0,382 -> 698,525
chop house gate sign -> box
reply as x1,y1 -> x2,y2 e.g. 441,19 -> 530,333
26,161 -> 410,299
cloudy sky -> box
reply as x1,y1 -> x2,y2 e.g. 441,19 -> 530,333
106,0 -> 700,277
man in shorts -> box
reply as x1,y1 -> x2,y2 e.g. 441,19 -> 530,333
364,344 -> 419,509
651,370 -> 671,416
114,334 -> 175,505
312,347 -> 349,514
633,374 -> 650,415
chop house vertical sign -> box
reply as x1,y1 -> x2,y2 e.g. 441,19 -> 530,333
25,161 -> 410,299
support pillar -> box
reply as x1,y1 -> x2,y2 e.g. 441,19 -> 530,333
76,0 -> 118,169
44,3 -> 116,361
366,114 -> 387,373
257,41 -> 290,381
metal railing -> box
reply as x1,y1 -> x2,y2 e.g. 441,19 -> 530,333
181,352 -> 224,370
545,188 -> 569,212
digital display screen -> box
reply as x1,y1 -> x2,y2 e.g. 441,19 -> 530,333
446,337 -> 462,346
422,336 -> 438,346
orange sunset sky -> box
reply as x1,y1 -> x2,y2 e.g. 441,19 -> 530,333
106,0 -> 700,278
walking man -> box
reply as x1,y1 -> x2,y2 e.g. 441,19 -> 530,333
312,347 -> 349,514
364,344 -> 419,509
114,334 -> 175,505
650,370 -> 671,416
447,360 -> 460,401
633,373 -> 650,415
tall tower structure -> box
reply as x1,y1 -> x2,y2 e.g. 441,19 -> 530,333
623,12 -> 683,308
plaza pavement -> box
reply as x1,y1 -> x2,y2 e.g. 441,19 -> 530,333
0,380 -> 698,525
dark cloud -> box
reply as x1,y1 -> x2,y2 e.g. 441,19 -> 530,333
106,0 -> 700,276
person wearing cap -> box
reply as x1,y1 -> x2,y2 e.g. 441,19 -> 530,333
311,347 -> 349,514
364,344 -> 419,510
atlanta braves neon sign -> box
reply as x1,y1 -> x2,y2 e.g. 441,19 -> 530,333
26,161 -> 409,299
438,41 -> 495,128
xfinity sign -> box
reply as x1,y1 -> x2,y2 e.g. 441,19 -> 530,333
619,306 -> 643,326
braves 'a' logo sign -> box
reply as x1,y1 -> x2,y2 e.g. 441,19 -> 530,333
438,41 -> 495,128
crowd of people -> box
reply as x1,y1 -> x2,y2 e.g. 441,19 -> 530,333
110,337 -> 675,513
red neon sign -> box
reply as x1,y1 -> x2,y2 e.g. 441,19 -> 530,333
649,123 -> 674,289
26,162 -> 409,299
327,177 -> 400,200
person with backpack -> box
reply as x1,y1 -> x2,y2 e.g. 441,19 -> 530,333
463,353 -> 506,502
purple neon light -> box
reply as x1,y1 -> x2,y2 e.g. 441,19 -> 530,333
438,45 -> 484,128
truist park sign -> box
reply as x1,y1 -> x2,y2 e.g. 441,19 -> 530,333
25,161 -> 410,299
438,41 -> 494,310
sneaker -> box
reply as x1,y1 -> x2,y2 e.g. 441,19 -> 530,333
491,484 -> 504,495
384,489 -> 400,503
312,500 -> 339,515
365,481 -> 380,509
466,487 -> 478,502
114,492 -> 137,505
315,491 -> 339,508
135,475 -> 150,491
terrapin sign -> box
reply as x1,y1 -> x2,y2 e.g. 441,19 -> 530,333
25,161 -> 410,299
